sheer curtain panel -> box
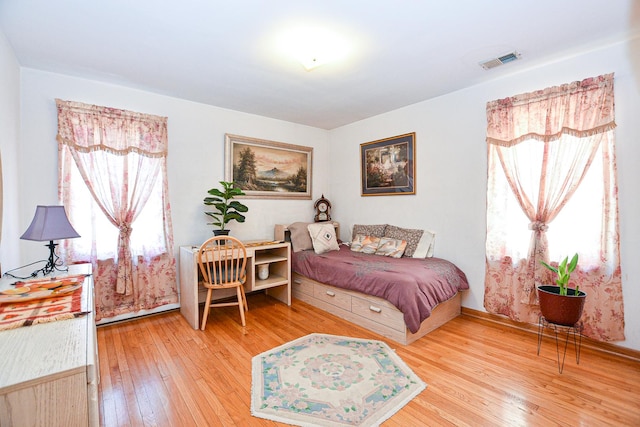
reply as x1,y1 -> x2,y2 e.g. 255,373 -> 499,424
484,74 -> 625,342
57,100 -> 178,320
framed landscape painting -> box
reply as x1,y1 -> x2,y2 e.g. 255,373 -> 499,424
361,132 -> 415,196
225,134 -> 313,199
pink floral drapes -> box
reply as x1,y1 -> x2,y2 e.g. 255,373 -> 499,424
57,99 -> 177,319
484,74 -> 625,342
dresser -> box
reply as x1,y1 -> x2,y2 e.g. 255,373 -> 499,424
0,264 -> 98,427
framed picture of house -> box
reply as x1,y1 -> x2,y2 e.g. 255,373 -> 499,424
360,132 -> 415,196
225,134 -> 313,199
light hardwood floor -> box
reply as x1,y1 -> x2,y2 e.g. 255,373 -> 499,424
97,293 -> 640,426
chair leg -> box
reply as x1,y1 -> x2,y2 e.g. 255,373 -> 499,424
236,286 -> 246,326
241,287 -> 248,311
200,288 -> 213,331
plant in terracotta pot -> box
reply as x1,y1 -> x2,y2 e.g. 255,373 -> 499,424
204,181 -> 249,235
538,253 -> 586,326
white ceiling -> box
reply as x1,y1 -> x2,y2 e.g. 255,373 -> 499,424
1,0 -> 639,129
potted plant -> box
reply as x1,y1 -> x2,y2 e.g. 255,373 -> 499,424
538,253 -> 586,326
204,181 -> 249,235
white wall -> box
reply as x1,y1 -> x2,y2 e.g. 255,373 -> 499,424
18,69 -> 329,266
0,26 -> 21,272
328,37 -> 640,351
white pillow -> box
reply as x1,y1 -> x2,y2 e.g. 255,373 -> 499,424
412,230 -> 436,258
307,223 -> 340,254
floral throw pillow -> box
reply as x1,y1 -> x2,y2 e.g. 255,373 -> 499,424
375,237 -> 407,258
350,234 -> 382,254
307,223 -> 340,254
351,224 -> 388,240
384,225 -> 424,257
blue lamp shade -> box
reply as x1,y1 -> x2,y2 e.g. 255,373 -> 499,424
20,205 -> 80,241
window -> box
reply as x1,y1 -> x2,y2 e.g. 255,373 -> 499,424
486,136 -> 606,267
484,74 -> 624,342
57,100 -> 178,320
64,151 -> 167,261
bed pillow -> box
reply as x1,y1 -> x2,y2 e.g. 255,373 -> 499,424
351,224 -> 387,240
307,223 -> 340,254
375,237 -> 407,258
287,222 -> 314,252
384,225 -> 424,257
350,234 -> 382,254
412,230 -> 436,258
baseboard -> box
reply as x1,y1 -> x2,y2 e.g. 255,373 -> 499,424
461,307 -> 640,363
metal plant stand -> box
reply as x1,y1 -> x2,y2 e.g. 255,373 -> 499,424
537,316 -> 583,373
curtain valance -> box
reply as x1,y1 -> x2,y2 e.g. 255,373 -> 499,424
56,99 -> 168,157
486,73 -> 615,147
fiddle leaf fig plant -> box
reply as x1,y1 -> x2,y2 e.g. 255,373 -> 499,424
540,253 -> 579,296
204,181 -> 248,231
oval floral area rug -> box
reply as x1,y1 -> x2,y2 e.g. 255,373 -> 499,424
251,333 -> 426,426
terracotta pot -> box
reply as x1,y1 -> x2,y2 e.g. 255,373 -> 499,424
537,285 -> 587,326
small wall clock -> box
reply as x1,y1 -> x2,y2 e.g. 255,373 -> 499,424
313,194 -> 332,222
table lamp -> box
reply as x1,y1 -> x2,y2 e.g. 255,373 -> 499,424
20,205 -> 81,276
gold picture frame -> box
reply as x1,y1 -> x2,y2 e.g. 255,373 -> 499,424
225,134 -> 313,199
361,132 -> 416,196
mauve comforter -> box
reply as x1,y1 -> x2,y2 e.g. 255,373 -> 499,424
291,245 -> 469,333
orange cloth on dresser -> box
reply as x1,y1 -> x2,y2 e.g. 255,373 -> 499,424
0,275 -> 88,330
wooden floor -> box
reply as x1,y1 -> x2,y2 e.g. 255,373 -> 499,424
97,293 -> 640,426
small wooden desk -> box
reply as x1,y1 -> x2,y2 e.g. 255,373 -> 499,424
179,241 -> 291,329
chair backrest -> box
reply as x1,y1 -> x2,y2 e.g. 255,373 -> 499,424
197,236 -> 247,287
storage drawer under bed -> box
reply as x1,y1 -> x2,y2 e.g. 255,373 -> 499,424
351,295 -> 405,332
293,272 -> 404,331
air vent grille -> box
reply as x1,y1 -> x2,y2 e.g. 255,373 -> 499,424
480,51 -> 521,70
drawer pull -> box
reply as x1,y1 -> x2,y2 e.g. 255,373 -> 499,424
369,305 -> 382,313
294,279 -> 302,284
326,291 -> 336,297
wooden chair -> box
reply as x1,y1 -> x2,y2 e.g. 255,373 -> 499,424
197,235 -> 248,330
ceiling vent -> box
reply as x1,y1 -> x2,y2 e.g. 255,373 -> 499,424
479,51 -> 521,70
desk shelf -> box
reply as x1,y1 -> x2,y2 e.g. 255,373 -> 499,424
254,273 -> 288,289
255,253 -> 288,265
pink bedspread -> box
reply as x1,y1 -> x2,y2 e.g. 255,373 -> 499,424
291,245 -> 469,333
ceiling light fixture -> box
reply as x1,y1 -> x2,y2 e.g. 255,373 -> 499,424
276,26 -> 351,71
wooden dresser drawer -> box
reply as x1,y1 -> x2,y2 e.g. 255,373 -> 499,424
313,283 -> 352,311
351,295 -> 405,332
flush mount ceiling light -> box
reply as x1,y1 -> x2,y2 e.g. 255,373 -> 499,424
276,26 -> 352,71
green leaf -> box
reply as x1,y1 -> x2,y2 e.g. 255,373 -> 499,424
540,261 -> 558,274
206,188 -> 225,198
558,256 -> 568,273
225,212 -> 246,223
228,201 -> 249,212
568,253 -> 579,273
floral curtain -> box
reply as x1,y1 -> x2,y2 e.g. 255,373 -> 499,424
484,74 -> 625,341
57,100 -> 177,319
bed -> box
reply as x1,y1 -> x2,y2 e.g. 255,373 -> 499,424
275,223 -> 469,345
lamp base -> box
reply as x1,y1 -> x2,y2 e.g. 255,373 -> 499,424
38,241 -> 69,276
